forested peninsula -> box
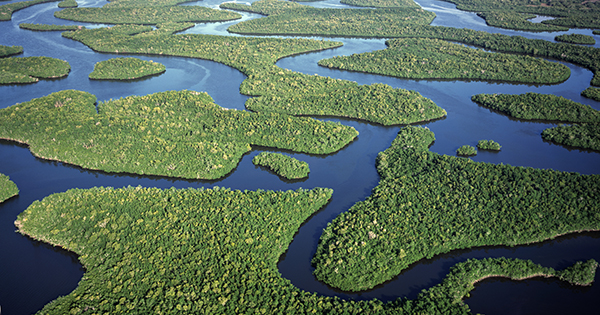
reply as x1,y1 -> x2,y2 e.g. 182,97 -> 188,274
0,173 -> 18,203
0,56 -> 70,84
252,152 -> 310,179
312,126 -> 600,291
0,90 -> 356,179
318,38 -> 570,84
472,93 -> 600,123
60,25 -> 446,125
223,0 -> 600,86
3,0 -> 599,313
442,0 -> 600,30
472,93 -> 600,150
16,186 -> 598,314
0,45 -> 23,57
19,23 -> 84,31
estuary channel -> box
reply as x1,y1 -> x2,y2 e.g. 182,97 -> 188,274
0,0 -> 599,313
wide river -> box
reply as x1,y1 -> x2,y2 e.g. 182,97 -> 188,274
0,0 -> 599,314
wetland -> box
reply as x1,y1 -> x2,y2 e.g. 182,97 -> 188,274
1,0 -> 599,314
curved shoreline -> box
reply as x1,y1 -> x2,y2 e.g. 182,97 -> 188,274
2,0 -> 600,313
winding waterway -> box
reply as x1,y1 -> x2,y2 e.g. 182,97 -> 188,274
0,0 -> 599,314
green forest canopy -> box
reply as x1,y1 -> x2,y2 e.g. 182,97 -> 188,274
15,186 -> 598,314
19,23 -> 84,31
318,38 -> 570,84
0,45 -> 23,57
89,57 -> 166,80
312,126 -> 600,291
62,25 -> 446,125
0,56 -> 70,84
542,123 -> 600,151
223,0 -> 436,37
222,0 -> 600,86
0,173 -> 18,203
472,92 -> 600,123
0,90 -> 357,179
252,152 -> 310,179
442,0 -> 600,29
0,0 -> 58,21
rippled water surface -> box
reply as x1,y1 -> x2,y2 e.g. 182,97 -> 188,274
0,0 -> 599,314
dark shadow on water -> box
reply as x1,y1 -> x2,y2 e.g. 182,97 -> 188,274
542,137 -> 600,154
306,230 -> 600,302
18,232 -> 84,271
88,69 -> 166,83
318,63 -> 567,88
474,102 -> 600,128
277,198 -> 333,263
250,134 -> 360,160
0,138 -> 240,184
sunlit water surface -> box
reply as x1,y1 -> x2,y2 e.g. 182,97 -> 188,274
0,0 -> 599,314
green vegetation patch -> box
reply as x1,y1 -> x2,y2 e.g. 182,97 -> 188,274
152,21 -> 195,35
101,0 -> 196,7
55,5 -> 241,25
409,258 -> 598,314
19,23 -> 84,31
58,0 -> 77,8
15,186 -> 345,313
442,0 -> 600,30
319,38 -> 570,84
62,25 -> 445,125
0,0 -> 58,21
456,144 -> 477,156
418,258 -> 598,313
477,139 -> 501,151
252,152 -> 310,179
16,185 -> 597,314
0,173 -> 18,203
555,34 -> 596,45
245,82 -> 446,126
89,57 -> 165,80
0,90 -> 357,179
312,126 -> 600,291
221,0 -> 600,87
476,11 -> 567,32
542,123 -> 600,151
472,92 -> 600,123
556,259 -> 599,286
582,87 -> 600,102
223,0 -> 436,38
340,0 -> 419,8
0,45 -> 23,57
0,56 -> 70,84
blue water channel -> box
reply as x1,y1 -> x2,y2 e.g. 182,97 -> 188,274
0,0 -> 599,313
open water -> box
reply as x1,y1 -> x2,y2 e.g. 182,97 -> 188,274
0,0 -> 599,314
